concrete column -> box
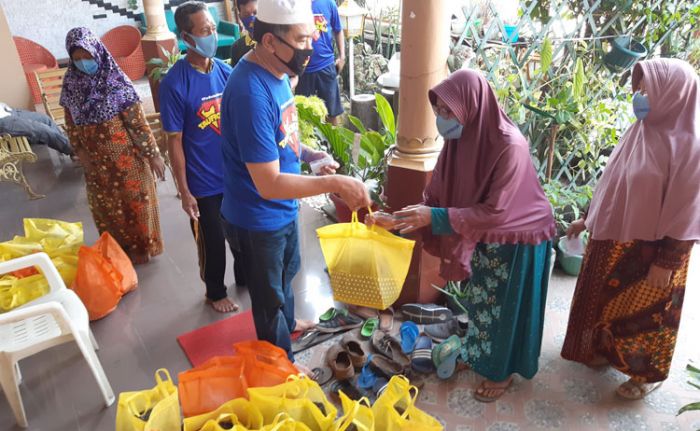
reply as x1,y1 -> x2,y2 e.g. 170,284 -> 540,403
141,0 -> 178,112
385,0 -> 451,305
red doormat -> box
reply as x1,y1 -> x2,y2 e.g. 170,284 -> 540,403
177,309 -> 301,367
177,310 -> 256,367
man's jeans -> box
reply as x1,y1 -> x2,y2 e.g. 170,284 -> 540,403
222,217 -> 300,361
0,109 -> 72,155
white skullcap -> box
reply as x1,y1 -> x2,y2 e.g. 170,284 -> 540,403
257,0 -> 314,25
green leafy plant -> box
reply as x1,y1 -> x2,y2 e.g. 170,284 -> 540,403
295,95 -> 327,149
543,182 -> 592,233
432,281 -> 468,315
678,361 -> 700,417
297,93 -> 396,205
147,46 -> 183,82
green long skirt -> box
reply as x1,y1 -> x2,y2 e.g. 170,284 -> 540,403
462,241 -> 552,381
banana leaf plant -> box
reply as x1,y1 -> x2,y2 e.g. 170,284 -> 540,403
678,361 -> 700,416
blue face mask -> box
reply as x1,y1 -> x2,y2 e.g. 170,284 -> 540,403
436,115 -> 464,140
632,91 -> 650,121
185,32 -> 219,59
74,59 -> 98,75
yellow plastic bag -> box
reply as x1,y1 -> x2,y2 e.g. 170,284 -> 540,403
184,399 -> 264,431
261,413 -> 313,431
0,219 -> 83,311
115,369 -> 181,431
372,376 -> 442,431
317,211 -> 415,309
0,274 -> 49,312
248,375 -> 336,431
22,218 -> 83,256
332,392 -> 374,431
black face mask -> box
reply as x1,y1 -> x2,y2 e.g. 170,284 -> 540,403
274,35 -> 313,77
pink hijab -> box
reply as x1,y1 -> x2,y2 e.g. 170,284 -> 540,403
423,69 -> 555,281
586,58 -> 700,242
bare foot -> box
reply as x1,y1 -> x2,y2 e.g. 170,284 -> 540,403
295,319 -> 316,332
206,298 -> 239,313
474,376 -> 513,402
616,378 -> 662,400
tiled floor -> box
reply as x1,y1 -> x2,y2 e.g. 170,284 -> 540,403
1,144 -> 699,431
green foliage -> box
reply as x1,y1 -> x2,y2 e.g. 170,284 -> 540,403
543,182 -> 592,232
128,0 -> 138,11
148,46 -> 183,82
678,361 -> 700,416
295,95 -> 328,149
296,93 -> 396,206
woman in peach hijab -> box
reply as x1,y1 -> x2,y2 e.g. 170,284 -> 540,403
562,58 -> 700,400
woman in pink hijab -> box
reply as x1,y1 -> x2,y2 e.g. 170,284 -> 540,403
562,58 -> 700,400
369,69 -> 555,402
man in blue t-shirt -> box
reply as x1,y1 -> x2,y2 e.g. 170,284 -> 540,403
220,0 -> 370,362
160,1 -> 245,313
295,0 -> 345,125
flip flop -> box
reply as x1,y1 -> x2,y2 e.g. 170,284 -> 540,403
357,354 -> 377,390
310,366 -> 333,386
616,379 -> 662,400
319,307 -> 338,322
400,321 -> 419,354
411,335 -> 434,374
361,317 -> 379,338
473,377 -> 513,403
432,335 -> 462,380
291,330 -> 337,353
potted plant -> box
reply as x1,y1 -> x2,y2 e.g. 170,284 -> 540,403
432,281 -> 469,315
603,36 -> 647,73
678,361 -> 700,416
297,93 -> 396,222
146,45 -> 183,111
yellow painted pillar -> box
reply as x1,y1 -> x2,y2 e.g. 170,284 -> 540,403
385,0 -> 451,304
141,0 -> 178,112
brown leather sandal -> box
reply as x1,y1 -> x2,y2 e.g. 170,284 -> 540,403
326,344 -> 355,381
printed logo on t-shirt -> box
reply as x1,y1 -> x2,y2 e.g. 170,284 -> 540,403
312,14 -> 328,41
279,98 -> 300,158
197,94 -> 223,135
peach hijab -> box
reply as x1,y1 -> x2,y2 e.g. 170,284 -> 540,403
586,58 -> 700,242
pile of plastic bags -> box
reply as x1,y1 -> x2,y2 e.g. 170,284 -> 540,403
116,340 -> 443,431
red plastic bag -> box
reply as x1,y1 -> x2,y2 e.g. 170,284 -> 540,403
178,356 -> 248,418
233,340 -> 299,388
72,246 -> 123,320
93,232 -> 137,294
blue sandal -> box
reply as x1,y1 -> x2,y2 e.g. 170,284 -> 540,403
432,335 -> 464,379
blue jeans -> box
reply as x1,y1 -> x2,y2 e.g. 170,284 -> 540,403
222,217 -> 300,361
0,109 -> 72,155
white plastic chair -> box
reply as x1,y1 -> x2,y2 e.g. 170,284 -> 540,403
0,252 -> 115,427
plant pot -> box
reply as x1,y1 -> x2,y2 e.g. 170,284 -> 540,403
503,25 -> 519,43
328,193 -> 378,223
604,36 -> 647,72
557,236 -> 586,276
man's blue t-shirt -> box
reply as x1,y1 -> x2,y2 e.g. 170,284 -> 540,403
306,0 -> 343,73
221,58 -> 301,232
159,57 -> 232,198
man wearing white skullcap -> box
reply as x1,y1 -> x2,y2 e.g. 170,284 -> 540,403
219,0 -> 371,363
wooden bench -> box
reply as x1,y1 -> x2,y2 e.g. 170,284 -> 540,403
0,134 -> 45,199
35,68 -> 67,131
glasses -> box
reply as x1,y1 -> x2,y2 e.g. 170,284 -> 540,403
432,104 -> 453,118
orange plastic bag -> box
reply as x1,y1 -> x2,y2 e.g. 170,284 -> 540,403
233,340 -> 299,387
72,246 -> 123,320
93,232 -> 138,294
178,356 -> 248,418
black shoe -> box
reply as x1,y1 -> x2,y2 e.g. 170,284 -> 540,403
401,303 -> 453,324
